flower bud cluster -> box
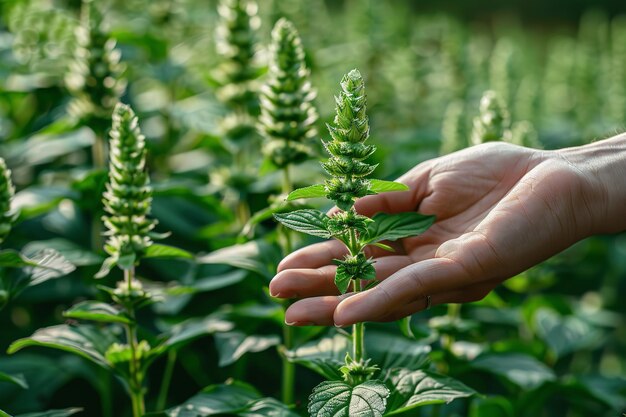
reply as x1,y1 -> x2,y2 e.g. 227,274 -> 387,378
259,18 -> 318,168
322,69 -> 377,211
471,90 -> 512,145
102,104 -> 156,263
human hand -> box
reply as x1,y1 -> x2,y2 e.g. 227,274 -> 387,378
270,141 -> 606,327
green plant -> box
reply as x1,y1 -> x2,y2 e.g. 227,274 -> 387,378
258,17 -> 318,405
470,90 -> 512,144
274,69 -> 468,415
440,100 -> 467,154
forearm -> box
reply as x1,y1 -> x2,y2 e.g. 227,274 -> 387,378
557,132 -> 626,235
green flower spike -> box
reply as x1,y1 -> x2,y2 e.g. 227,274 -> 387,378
322,69 -> 378,211
100,103 -> 157,271
471,90 -> 512,145
0,158 -> 16,246
259,18 -> 318,169
213,0 -> 261,115
65,0 -> 126,128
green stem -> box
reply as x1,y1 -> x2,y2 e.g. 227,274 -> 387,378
353,278 -> 364,363
280,164 -> 295,405
156,350 -> 177,411
442,303 -> 461,351
124,267 -> 145,417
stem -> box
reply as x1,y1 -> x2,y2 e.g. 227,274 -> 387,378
124,267 -> 145,417
279,164 -> 295,405
156,350 -> 177,411
91,132 -> 106,251
353,278 -> 364,363
442,303 -> 461,351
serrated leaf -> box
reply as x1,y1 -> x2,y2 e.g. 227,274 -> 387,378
8,325 -> 117,370
214,332 -> 280,367
384,369 -> 475,414
63,301 -> 130,324
469,353 -> 556,390
0,371 -> 28,389
286,184 -> 327,200
144,244 -> 193,260
366,212 -> 435,244
274,209 -> 330,238
16,409 -> 83,417
308,380 -> 389,417
369,179 -> 409,193
26,249 -> 76,286
334,266 -> 352,294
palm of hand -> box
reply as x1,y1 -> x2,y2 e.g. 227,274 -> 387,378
271,142 -> 591,326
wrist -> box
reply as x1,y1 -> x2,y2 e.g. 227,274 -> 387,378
556,132 -> 626,235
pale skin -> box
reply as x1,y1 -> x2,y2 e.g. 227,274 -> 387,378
269,133 -> 626,327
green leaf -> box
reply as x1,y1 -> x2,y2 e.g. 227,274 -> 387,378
308,379 -> 389,417
273,209 -> 330,239
369,179 -> 409,193
0,410 -> 10,417
0,371 -> 28,389
22,239 -> 102,266
7,325 -> 117,370
0,250 -> 38,268
366,331 -> 431,371
116,253 -> 136,270
286,184 -> 326,200
371,242 -> 394,252
197,240 -> 281,280
16,409 -> 83,417
94,257 -> 117,279
214,332 -> 280,367
366,212 -> 435,244
469,353 -> 556,390
284,332 -> 349,381
63,301 -> 131,324
534,308 -> 604,358
334,266 -> 352,294
468,396 -> 515,417
25,249 -> 76,286
384,369 -> 475,414
153,316 -> 234,356
144,244 -> 193,260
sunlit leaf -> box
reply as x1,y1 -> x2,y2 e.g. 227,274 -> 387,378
197,240 -> 281,280
286,184 -> 326,200
285,333 -> 349,381
274,209 -> 330,238
153,316 -> 234,356
369,179 -> 409,193
0,371 -> 27,389
384,369 -> 475,414
308,379 -> 389,417
366,212 -> 435,244
144,244 -> 193,260
16,409 -> 83,417
63,301 -> 130,325
469,353 -> 556,390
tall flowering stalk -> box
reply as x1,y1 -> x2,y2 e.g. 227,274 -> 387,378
275,69 -> 434,415
471,90 -> 512,145
258,17 -> 318,404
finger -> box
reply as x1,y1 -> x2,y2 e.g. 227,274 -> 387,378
333,256 -> 483,326
270,255 -> 415,298
377,279 -> 499,322
284,294 -> 354,326
277,239 -> 401,272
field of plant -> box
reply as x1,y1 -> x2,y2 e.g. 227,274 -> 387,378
0,0 -> 625,416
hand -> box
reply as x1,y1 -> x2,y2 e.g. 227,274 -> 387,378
270,141 -> 604,326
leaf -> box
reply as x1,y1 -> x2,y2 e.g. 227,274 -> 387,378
214,332 -> 280,367
469,353 -> 556,390
0,250 -> 38,268
144,244 -> 193,260
16,409 -> 83,417
574,374 -> 626,410
369,179 -> 409,193
190,270 -> 248,293
273,209 -> 330,239
153,316 -> 234,356
284,332 -> 349,380
197,240 -> 281,280
468,396 -> 515,417
22,240 -> 102,266
366,331 -> 431,371
0,411 -> 10,417
0,371 -> 28,389
156,381 -> 258,416
63,301 -> 131,325
94,257 -> 117,279
286,184 -> 326,200
371,242 -> 394,252
24,249 -> 76,286
308,379 -> 389,417
8,325 -> 117,370
384,369 -> 475,414
334,266 -> 352,294
239,398 -> 300,417
366,212 -> 435,244
533,308 -> 604,358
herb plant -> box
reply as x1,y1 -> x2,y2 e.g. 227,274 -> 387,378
275,69 -> 440,416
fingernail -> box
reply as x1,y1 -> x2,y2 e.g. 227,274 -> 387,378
285,321 -> 315,326
269,290 -> 281,297
334,322 -> 349,328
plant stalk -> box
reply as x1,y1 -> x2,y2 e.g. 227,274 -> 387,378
124,267 -> 145,417
280,164 -> 295,405
353,277 -> 364,363
156,350 -> 177,411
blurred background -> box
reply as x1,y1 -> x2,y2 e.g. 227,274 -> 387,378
0,0 -> 625,416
